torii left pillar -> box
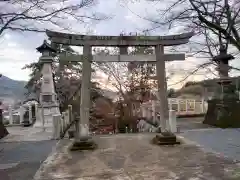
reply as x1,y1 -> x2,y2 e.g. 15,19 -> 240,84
33,40 -> 60,129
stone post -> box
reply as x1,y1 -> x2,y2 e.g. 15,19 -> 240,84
147,106 -> 152,119
19,106 -> 24,124
63,111 -> 69,128
68,105 -> 73,123
8,105 -> 13,125
201,99 -> 205,113
177,99 -> 180,112
169,99 -> 173,111
193,100 -> 196,112
169,110 -> 177,133
78,45 -> 92,138
53,114 -> 61,139
35,106 -> 44,128
35,103 -> 38,116
141,105 -> 146,118
68,105 -> 75,136
62,112 -> 66,130
41,108 -> 45,127
155,45 -> 169,131
185,99 -> 188,113
34,103 -> 38,124
60,116 -> 64,133
29,104 -> 32,124
65,111 -> 70,125
152,100 -> 156,123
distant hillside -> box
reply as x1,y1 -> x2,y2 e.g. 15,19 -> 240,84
176,76 -> 240,99
0,75 -> 26,101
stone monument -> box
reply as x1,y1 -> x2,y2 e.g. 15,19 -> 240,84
33,40 -> 60,128
203,46 -> 240,127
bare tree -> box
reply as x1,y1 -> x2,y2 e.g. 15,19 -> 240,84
141,0 -> 240,51
0,0 -> 107,36
127,0 -> 240,84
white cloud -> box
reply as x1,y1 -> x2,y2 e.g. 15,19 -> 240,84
0,0 -> 228,91
0,31 -> 43,80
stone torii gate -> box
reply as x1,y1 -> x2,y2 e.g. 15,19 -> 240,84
45,30 -> 193,137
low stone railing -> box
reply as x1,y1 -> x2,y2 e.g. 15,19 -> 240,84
52,105 -> 74,139
141,98 -> 207,120
139,98 -> 207,133
5,103 -> 38,126
137,109 -> 177,133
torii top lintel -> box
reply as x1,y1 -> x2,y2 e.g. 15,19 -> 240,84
46,30 -> 194,46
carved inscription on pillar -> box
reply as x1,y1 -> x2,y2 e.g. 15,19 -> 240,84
42,95 -> 52,103
43,77 -> 50,84
43,66 -> 50,74
43,108 -> 51,115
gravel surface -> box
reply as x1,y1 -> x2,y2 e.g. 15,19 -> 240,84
34,134 -> 240,180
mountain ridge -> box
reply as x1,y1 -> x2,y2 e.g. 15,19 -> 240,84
0,75 -> 26,102
0,75 -> 118,103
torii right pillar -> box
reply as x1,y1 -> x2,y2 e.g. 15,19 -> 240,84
155,45 -> 170,131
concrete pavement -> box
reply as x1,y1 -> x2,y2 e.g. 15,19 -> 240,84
181,128 -> 240,162
177,117 -> 240,162
0,126 -> 58,180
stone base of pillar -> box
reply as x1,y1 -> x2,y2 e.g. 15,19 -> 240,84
151,132 -> 180,145
69,124 -> 97,151
69,137 -> 97,151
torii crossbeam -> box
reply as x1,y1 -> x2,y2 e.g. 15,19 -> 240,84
59,53 -> 185,62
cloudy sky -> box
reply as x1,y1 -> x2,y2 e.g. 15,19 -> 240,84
1,0 -> 240,89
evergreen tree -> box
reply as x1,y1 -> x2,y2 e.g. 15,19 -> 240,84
23,44 -> 103,114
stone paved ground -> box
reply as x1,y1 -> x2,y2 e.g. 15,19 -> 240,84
0,126 -> 57,180
177,117 -> 213,132
176,117 -> 240,162
181,128 -> 240,162
34,134 -> 240,180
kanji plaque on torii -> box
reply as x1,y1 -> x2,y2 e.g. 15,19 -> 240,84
45,30 -> 194,139
46,30 -> 193,46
